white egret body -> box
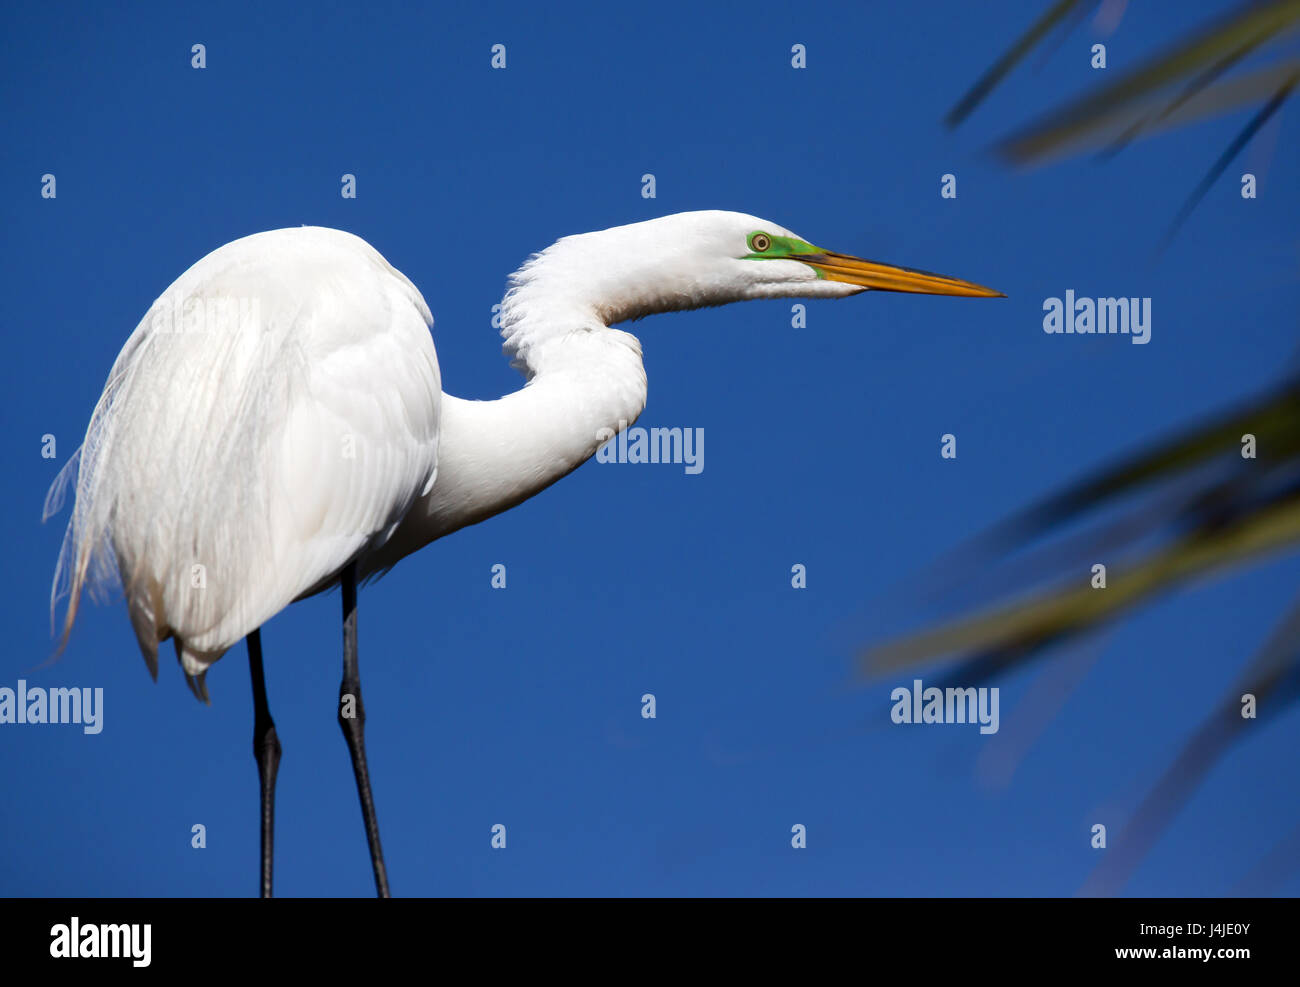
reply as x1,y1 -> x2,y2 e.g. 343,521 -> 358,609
46,210 -> 1001,895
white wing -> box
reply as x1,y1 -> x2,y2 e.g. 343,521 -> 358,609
48,227 -> 440,696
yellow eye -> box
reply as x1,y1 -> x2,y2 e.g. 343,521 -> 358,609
750,232 -> 772,252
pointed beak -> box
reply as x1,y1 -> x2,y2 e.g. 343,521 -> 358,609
796,251 -> 1005,298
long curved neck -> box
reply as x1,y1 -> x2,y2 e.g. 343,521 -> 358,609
361,301 -> 647,578
428,331 -> 647,534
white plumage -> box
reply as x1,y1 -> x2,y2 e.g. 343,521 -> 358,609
46,210 -> 998,698
43,209 -> 999,896
46,227 -> 441,697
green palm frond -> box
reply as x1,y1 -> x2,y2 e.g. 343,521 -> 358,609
960,381 -> 1300,555
866,470 -> 1300,677
996,1 -> 1300,163
1158,71 -> 1299,247
902,3 -> 1300,893
950,0 -> 1300,163
1002,58 -> 1300,168
1080,593 -> 1300,896
861,375 -> 1300,893
949,1 -> 1300,243
945,0 -> 1094,128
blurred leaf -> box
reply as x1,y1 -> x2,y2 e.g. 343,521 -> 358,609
1158,71 -> 1298,248
865,486 -> 1300,676
990,0 -> 1300,162
1079,593 -> 1300,896
948,2 -> 1300,254
945,0 -> 1091,128
1005,57 -> 1300,163
1099,18 -> 1276,157
921,0 -> 1300,896
964,378 -> 1300,553
860,375 -> 1300,893
865,375 -> 1300,674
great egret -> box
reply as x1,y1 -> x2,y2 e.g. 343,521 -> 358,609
44,210 -> 1001,897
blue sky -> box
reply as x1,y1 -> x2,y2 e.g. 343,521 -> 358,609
2,0 -> 1298,897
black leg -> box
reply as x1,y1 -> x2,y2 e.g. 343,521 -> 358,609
339,560 -> 391,898
247,628 -> 280,899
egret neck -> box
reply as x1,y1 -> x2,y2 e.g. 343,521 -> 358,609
363,302 -> 648,575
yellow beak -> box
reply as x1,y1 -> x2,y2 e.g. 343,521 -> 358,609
798,251 -> 1005,298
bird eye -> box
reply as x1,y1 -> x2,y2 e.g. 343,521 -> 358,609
749,233 -> 772,253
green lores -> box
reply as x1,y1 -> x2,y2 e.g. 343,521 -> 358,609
744,231 -> 823,267
742,231 -> 1006,297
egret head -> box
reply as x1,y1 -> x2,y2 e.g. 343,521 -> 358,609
725,213 -> 1004,301
509,210 -> 1002,329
